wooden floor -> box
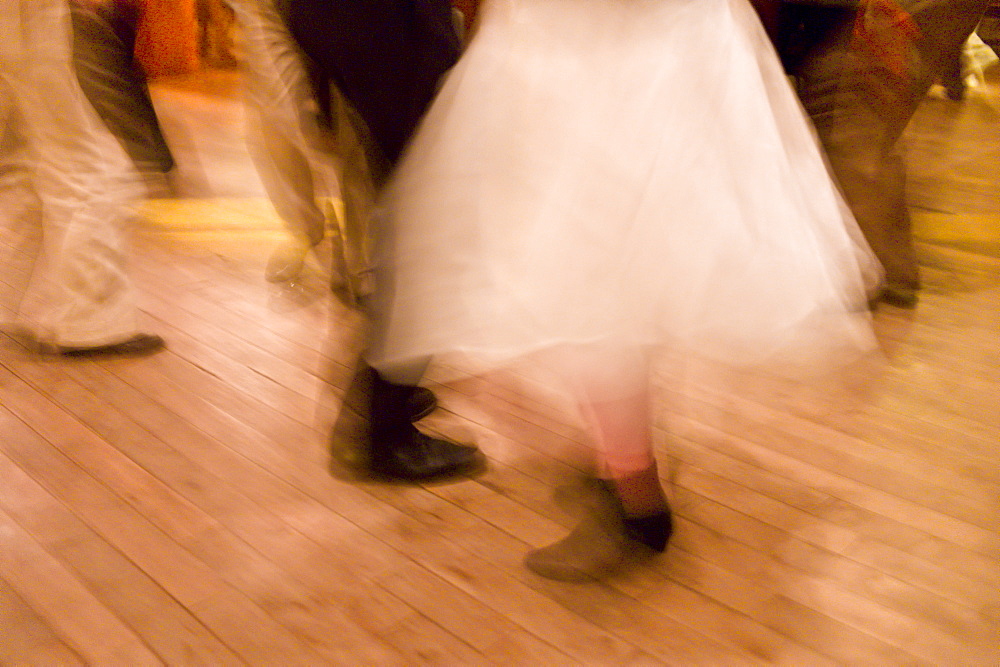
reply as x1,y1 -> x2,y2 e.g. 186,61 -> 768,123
1,67 -> 998,665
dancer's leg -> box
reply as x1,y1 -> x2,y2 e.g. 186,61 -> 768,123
582,390 -> 668,520
525,345 -> 671,581
230,0 -> 329,282
573,348 -> 670,548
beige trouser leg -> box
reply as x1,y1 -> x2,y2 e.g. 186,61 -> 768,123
330,83 -> 388,300
230,0 -> 328,248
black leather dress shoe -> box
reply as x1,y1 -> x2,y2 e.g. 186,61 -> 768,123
52,333 -> 165,357
368,432 -> 483,482
330,362 -> 483,483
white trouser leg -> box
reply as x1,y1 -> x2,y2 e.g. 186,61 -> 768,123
2,0 -> 144,347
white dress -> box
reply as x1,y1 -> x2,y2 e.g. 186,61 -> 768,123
372,0 -> 881,371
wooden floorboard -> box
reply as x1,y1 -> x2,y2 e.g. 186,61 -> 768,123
1,68 -> 998,664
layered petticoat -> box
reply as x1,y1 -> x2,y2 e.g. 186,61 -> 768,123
371,0 -> 881,372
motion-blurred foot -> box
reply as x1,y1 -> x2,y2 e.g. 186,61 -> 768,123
524,509 -> 630,581
873,284 -> 918,309
265,239 -> 310,282
944,81 -> 965,101
330,363 -> 482,483
526,476 -> 671,581
368,432 -> 483,482
46,333 -> 165,357
266,234 -> 328,283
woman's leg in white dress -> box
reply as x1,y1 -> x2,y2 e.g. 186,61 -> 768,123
526,344 -> 671,581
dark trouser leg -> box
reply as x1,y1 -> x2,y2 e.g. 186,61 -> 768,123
822,119 -> 921,296
69,1 -> 174,174
795,28 -> 924,301
939,40 -> 966,99
286,0 -> 460,165
288,1 -> 478,481
915,0 -> 992,100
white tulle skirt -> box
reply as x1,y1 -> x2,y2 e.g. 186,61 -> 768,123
371,0 -> 881,373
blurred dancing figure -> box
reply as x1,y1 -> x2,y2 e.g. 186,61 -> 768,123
790,0 -> 991,307
371,0 -> 880,579
226,0 -> 331,284
0,0 -> 163,357
288,0 -> 483,482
